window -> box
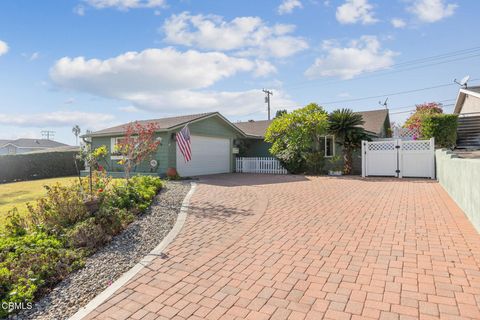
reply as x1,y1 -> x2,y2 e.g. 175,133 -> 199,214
110,137 -> 126,160
325,135 -> 335,157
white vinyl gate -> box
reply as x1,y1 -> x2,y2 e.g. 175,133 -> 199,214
362,138 -> 435,179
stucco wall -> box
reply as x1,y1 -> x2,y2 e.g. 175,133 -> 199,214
460,95 -> 480,115
436,149 -> 480,232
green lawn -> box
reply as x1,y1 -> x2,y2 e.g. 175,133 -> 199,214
0,176 -> 78,223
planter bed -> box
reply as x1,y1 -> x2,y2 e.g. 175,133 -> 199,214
13,181 -> 190,320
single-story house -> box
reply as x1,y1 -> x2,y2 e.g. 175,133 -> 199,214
85,109 -> 390,177
453,86 -> 480,148
0,138 -> 69,155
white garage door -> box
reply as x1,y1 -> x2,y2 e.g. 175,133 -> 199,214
176,135 -> 230,177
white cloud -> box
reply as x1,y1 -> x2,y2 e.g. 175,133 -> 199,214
0,111 -> 115,129
0,40 -> 9,56
278,0 -> 303,15
391,18 -> 406,28
74,5 -> 86,15
119,105 -> 140,112
162,12 -> 308,58
22,52 -> 40,61
50,48 -> 255,95
50,48 -> 286,116
84,0 -> 165,10
305,36 -> 397,79
336,0 -> 377,25
123,89 -> 295,116
408,0 -> 457,23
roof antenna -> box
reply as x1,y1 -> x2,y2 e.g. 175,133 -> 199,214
378,97 -> 388,109
454,75 -> 470,89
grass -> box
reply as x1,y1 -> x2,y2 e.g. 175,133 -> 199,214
0,176 -> 78,223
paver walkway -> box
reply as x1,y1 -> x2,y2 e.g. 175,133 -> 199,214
85,174 -> 480,320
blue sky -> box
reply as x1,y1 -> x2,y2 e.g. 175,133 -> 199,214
0,0 -> 478,144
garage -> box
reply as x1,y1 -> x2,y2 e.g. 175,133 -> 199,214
176,135 -> 231,176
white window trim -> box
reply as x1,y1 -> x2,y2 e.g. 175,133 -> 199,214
110,137 -> 124,160
324,135 -> 335,158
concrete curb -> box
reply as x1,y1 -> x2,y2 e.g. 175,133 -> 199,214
69,182 -> 197,320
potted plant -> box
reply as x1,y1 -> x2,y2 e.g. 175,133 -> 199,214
328,155 -> 343,176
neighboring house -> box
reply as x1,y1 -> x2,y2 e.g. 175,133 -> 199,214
0,139 -> 69,155
453,86 -> 480,148
86,109 -> 390,177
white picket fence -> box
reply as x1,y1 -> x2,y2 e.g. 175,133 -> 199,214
236,157 -> 288,174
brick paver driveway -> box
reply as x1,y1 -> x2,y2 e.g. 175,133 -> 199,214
86,174 -> 480,320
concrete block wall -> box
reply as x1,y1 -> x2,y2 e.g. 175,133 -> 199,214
436,149 -> 480,232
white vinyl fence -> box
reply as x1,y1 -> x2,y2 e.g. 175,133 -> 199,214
236,157 -> 288,174
362,138 -> 435,179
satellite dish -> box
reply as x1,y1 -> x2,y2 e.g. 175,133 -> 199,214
150,159 -> 158,168
454,75 -> 470,88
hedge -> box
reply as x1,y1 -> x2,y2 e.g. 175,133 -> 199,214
0,151 -> 83,183
420,114 -> 458,149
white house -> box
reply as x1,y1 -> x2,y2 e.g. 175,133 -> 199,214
453,86 -> 480,149
0,139 -> 69,155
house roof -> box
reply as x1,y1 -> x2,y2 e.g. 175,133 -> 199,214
236,109 -> 390,138
453,86 -> 480,114
0,139 -> 69,149
234,120 -> 273,138
86,112 -> 247,137
356,109 -> 389,136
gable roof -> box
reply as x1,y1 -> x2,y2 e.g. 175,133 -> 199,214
235,120 -> 272,138
0,139 -> 69,149
453,86 -> 480,114
356,109 -> 389,136
86,112 -> 247,137
236,109 -> 390,138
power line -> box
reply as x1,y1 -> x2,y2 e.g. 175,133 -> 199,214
389,103 -> 455,115
316,81 -> 473,106
284,45 -> 480,90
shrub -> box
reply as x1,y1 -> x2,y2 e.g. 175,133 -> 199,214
303,151 -> 325,174
27,183 -> 89,234
1,175 -> 163,316
0,231 -> 83,317
0,150 -> 82,184
265,103 -> 329,173
421,114 -> 458,148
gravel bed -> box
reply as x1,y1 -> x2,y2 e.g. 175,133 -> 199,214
12,181 -> 191,320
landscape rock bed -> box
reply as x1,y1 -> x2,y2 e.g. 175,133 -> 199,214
12,181 -> 191,320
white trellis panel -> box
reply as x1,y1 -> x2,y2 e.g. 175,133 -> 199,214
362,138 -> 435,179
236,157 -> 288,174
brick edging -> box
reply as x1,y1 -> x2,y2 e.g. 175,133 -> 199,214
69,182 -> 197,320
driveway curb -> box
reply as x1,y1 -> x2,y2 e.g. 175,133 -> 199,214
69,182 -> 197,320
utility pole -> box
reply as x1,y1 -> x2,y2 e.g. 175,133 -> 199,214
262,89 -> 273,120
41,130 -> 56,140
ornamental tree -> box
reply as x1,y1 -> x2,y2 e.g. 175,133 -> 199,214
115,122 -> 161,179
404,102 -> 443,132
265,103 -> 329,173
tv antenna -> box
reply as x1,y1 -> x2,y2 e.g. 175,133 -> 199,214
262,89 -> 273,120
41,130 -> 55,140
378,97 -> 389,109
454,75 -> 470,88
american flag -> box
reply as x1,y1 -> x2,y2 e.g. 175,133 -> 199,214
176,125 -> 192,162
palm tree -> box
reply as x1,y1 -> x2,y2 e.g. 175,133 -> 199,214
329,109 -> 370,174
72,125 -> 81,146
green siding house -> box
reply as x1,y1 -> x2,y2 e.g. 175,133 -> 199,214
84,109 -> 390,177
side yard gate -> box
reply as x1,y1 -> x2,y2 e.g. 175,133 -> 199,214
362,138 -> 435,179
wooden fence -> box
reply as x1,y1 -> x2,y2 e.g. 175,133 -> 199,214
235,157 -> 288,174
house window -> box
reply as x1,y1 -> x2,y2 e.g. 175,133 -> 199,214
110,137 -> 126,160
324,136 -> 335,157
